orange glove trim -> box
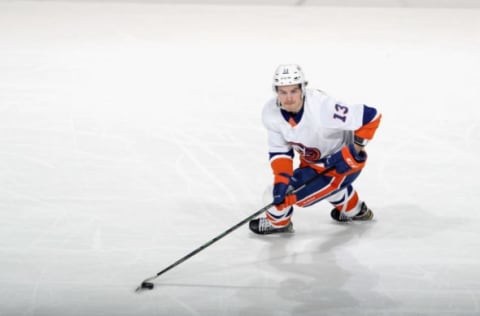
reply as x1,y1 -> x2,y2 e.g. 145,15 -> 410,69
275,194 -> 297,210
340,146 -> 366,170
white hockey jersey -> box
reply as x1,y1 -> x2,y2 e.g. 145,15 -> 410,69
262,89 -> 380,171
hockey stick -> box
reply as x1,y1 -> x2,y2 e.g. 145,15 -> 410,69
135,167 -> 334,292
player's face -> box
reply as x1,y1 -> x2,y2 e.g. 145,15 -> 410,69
277,85 -> 303,113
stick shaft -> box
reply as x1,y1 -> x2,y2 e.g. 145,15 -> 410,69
152,202 -> 273,279
138,166 -> 334,285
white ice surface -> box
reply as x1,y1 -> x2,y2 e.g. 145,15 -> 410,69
0,1 -> 480,315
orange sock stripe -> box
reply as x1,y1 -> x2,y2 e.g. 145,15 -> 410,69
345,191 -> 359,213
266,213 -> 291,227
265,213 -> 275,222
273,218 -> 291,227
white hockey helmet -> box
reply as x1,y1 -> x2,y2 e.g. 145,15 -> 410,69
272,64 -> 308,92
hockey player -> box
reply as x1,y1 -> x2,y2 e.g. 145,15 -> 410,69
249,64 -> 381,235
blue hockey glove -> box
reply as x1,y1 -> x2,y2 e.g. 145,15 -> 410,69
272,173 -> 297,210
323,144 -> 367,174
273,173 -> 290,205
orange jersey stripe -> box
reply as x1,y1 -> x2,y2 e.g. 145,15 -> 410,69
270,156 -> 293,176
288,117 -> 297,127
355,114 -> 382,140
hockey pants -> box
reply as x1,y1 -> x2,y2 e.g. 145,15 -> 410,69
266,166 -> 363,227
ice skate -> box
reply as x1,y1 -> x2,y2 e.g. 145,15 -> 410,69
330,202 -> 374,222
249,217 -> 293,235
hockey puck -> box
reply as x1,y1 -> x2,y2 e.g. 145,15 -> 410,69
142,282 -> 154,290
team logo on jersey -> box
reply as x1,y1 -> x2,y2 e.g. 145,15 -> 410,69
288,142 -> 322,162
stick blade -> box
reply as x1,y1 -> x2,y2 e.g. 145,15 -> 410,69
135,281 -> 155,293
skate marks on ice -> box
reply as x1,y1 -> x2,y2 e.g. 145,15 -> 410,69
372,203 -> 473,239
237,220 -> 394,315
234,204 -> 480,315
346,203 -> 480,315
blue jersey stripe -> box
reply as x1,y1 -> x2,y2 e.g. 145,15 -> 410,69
363,105 -> 378,125
269,149 -> 294,160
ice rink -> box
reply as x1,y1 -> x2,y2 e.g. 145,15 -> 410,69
1,1 -> 480,315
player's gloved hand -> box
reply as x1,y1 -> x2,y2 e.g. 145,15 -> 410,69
273,173 -> 297,210
322,144 -> 367,174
